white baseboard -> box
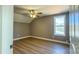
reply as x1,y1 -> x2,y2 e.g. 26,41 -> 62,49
14,35 -> 69,45
13,36 -> 31,41
31,36 -> 69,45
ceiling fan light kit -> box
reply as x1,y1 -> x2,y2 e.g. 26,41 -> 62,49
30,14 -> 36,18
28,9 -> 42,18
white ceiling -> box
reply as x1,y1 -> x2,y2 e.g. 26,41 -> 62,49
14,13 -> 33,23
14,5 -> 69,23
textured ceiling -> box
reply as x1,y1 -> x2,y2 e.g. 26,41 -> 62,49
14,5 -> 69,23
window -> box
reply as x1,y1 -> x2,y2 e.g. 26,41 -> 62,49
54,15 -> 65,36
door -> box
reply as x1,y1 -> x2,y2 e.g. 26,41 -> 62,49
0,5 -> 13,54
69,5 -> 79,54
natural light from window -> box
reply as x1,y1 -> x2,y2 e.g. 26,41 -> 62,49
54,15 -> 65,36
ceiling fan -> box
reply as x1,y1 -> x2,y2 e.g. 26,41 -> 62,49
14,7 -> 43,18
27,9 -> 42,18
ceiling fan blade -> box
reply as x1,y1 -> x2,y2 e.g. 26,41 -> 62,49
37,12 -> 42,14
36,15 -> 40,18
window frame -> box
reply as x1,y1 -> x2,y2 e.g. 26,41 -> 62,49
54,14 -> 66,36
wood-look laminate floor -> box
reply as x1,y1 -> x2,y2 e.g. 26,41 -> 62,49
13,37 -> 70,54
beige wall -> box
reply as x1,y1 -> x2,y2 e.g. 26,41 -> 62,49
31,16 -> 53,39
13,22 -> 30,39
30,12 -> 69,42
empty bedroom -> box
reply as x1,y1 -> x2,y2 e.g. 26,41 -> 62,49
13,5 -> 70,54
